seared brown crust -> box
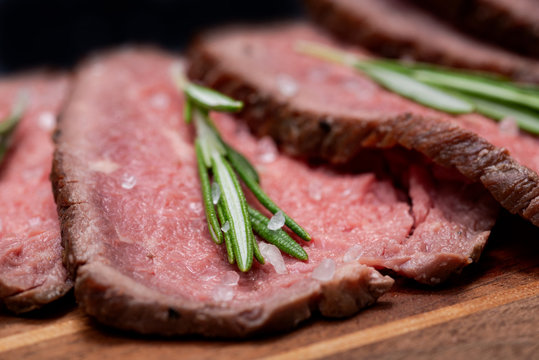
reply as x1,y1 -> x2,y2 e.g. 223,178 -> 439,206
187,39 -> 539,227
411,0 -> 539,57
71,261 -> 392,337
50,49 -> 394,337
2,279 -> 72,314
304,0 -> 539,84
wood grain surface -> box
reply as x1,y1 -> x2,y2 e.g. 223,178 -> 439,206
1,213 -> 538,360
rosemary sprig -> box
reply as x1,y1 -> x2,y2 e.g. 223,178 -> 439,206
296,41 -> 539,135
174,73 -> 310,272
296,41 -> 474,114
248,207 -> 308,260
0,93 -> 26,164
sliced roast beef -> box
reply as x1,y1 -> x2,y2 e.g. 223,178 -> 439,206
187,23 -> 539,227
411,0 -> 539,57
52,48 -> 496,336
0,72 -> 72,313
304,0 -> 539,83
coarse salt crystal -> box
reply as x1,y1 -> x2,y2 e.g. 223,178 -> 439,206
259,242 -> 288,274
267,211 -> 285,231
221,221 -> 230,233
343,244 -> 362,263
276,74 -> 298,97
28,217 -> 41,227
308,183 -> 323,201
212,285 -> 234,302
189,202 -> 202,214
121,174 -> 137,189
211,182 -> 221,205
222,271 -> 240,286
38,112 -> 56,130
150,93 -> 170,109
257,137 -> 278,164
312,258 -> 336,282
499,117 -> 519,136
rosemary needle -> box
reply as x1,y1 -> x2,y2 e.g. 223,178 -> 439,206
212,152 -> 253,272
296,41 -> 539,135
184,82 -> 243,112
231,160 -> 311,241
217,200 -> 235,264
248,207 -> 308,261
195,140 -> 222,244
0,93 -> 27,164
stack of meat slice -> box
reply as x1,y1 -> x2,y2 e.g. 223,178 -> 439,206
188,23 -> 539,227
52,48 -> 497,337
304,0 -> 539,83
0,72 -> 71,313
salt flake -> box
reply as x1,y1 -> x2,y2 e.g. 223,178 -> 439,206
259,242 -> 287,274
222,271 -> 240,286
211,182 -> 221,205
121,174 -> 137,189
312,258 -> 336,282
267,211 -> 285,231
38,112 -> 56,130
221,221 -> 230,233
276,74 -> 298,97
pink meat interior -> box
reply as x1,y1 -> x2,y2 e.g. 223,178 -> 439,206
68,50 -> 496,305
0,73 -> 69,296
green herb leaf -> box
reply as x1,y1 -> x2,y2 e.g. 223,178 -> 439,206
184,98 -> 193,124
193,109 -> 225,167
296,41 -> 474,114
212,153 -> 254,272
224,143 -> 260,184
414,69 -> 539,112
356,63 -> 475,114
195,141 -> 223,244
232,160 -> 311,241
252,234 -> 265,264
185,82 -> 243,112
248,207 -> 308,261
464,95 -> 539,135
0,93 -> 27,164
216,200 -> 235,264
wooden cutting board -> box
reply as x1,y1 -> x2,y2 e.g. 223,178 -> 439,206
1,214 -> 538,360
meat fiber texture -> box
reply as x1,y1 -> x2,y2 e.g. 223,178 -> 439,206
304,0 -> 539,84
52,48 -> 496,337
410,0 -> 539,57
0,72 -> 72,313
187,22 -> 539,227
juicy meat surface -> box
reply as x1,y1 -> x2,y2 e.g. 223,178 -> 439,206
53,48 -> 495,336
187,22 -> 539,227
0,72 -> 72,313
411,0 -> 539,57
304,0 -> 539,83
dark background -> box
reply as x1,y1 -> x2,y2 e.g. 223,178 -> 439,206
0,0 -> 302,74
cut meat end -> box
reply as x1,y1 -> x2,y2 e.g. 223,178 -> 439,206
304,0 -> 539,84
53,48 -> 496,336
187,22 -> 539,227
0,72 -> 72,313
410,0 -> 539,57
